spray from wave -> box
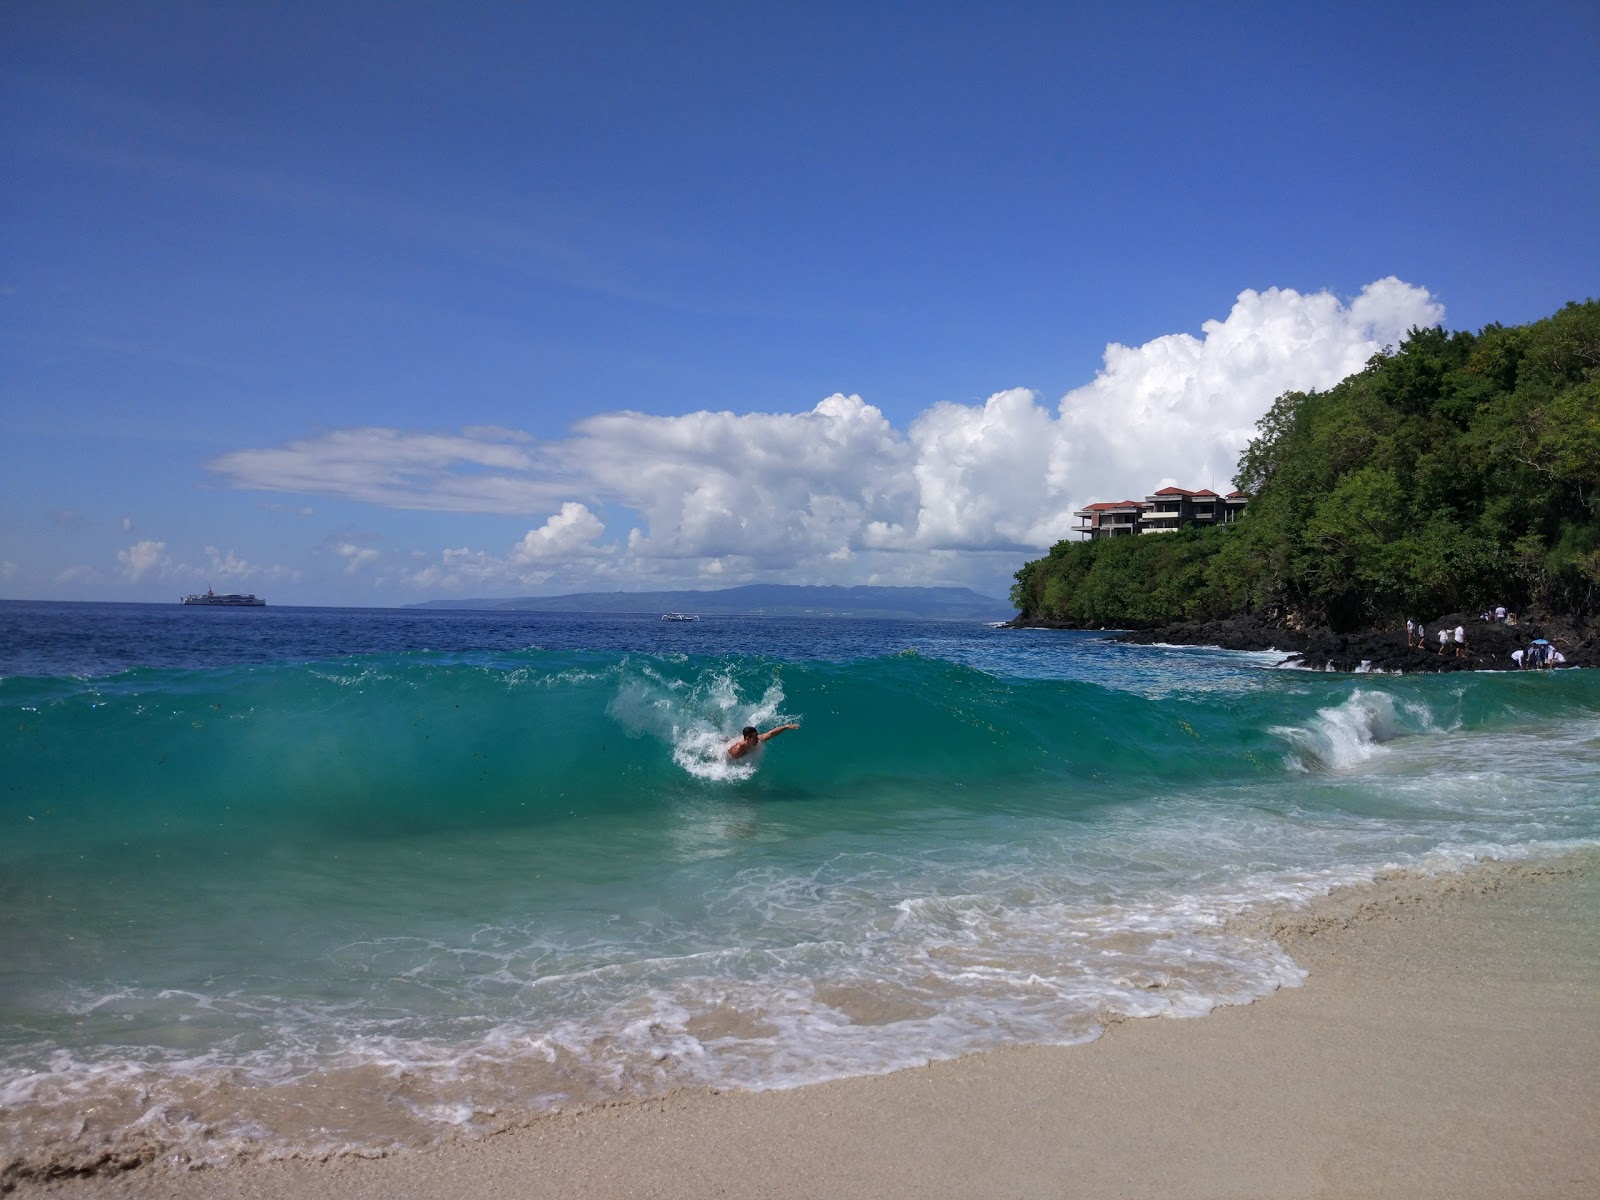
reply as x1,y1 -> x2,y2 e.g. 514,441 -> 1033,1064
6,637 -> 1600,1183
1271,689 -> 1435,772
606,661 -> 793,781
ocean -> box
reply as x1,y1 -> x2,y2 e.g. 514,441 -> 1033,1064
3,600 -> 1598,1176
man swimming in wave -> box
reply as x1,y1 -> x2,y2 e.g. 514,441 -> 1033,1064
727,722 -> 800,760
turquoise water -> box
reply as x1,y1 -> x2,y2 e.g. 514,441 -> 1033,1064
3,602 -> 1599,1171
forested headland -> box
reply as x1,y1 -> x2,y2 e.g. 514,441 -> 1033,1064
1011,300 -> 1600,636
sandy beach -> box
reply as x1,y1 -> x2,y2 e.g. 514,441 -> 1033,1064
15,853 -> 1599,1200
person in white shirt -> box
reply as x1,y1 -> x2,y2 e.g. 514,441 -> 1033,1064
1454,624 -> 1467,657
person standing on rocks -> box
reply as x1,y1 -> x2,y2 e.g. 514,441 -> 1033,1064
1455,624 -> 1467,658
1406,618 -> 1416,647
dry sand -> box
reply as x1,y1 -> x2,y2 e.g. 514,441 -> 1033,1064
17,854 -> 1599,1200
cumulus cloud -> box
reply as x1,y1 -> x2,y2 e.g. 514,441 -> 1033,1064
509,502 -> 610,563
203,545 -> 253,580
564,393 -> 914,567
109,540 -> 297,589
203,546 -> 300,583
117,539 -> 172,581
335,543 -> 381,574
401,504 -> 614,592
210,278 -> 1444,590
1051,277 -> 1443,516
904,387 -> 1063,549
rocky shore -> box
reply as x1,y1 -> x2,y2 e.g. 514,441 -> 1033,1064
1006,612 -> 1598,672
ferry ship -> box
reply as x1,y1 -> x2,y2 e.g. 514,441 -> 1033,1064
181,588 -> 266,606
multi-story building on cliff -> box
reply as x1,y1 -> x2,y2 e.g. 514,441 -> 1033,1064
1073,487 -> 1247,540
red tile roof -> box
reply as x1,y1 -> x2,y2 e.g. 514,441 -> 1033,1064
1078,487 -> 1250,510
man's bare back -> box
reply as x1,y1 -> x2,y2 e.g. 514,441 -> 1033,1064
727,723 -> 800,760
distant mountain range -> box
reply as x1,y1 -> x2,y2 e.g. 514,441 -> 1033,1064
408,584 -> 1015,620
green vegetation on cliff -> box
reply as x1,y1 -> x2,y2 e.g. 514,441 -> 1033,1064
1012,300 -> 1600,631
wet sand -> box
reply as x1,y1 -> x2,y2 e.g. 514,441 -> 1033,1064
19,854 -> 1600,1200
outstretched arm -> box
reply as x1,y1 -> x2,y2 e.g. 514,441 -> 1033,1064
758,723 -> 800,743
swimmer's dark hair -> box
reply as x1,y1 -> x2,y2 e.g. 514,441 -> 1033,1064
742,726 -> 758,738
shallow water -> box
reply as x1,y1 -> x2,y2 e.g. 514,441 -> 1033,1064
3,601 -> 1598,1173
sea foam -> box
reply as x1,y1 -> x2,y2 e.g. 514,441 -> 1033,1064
5,614 -> 1600,1180
1271,688 -> 1434,772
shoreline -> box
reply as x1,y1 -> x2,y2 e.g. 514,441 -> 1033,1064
1005,612 -> 1597,672
18,850 -> 1599,1200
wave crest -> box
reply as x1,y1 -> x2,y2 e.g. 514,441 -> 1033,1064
1271,689 -> 1433,772
607,661 -> 791,781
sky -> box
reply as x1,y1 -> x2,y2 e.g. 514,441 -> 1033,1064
3,2 -> 1597,607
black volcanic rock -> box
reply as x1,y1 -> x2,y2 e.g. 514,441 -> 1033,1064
1081,611 -> 1599,672
1113,615 -> 1315,653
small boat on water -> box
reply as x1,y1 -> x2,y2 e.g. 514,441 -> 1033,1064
181,588 -> 266,607
661,612 -> 698,622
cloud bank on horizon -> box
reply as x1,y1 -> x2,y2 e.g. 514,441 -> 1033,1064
204,277 -> 1442,596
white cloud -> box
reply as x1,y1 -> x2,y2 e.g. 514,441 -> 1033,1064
1347,275 -> 1446,342
117,539 -> 172,581
203,545 -> 253,580
563,393 -> 914,567
905,387 -> 1062,549
1051,277 -> 1444,517
209,427 -> 554,513
509,502 -> 610,563
210,278 -> 1444,591
109,540 -> 298,589
202,546 -> 300,583
335,543 -> 381,574
402,503 -> 614,592
121,516 -> 135,532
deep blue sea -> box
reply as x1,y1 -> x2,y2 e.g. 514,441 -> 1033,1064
3,600 -> 1599,1172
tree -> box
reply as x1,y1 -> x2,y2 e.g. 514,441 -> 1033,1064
1011,300 -> 1600,628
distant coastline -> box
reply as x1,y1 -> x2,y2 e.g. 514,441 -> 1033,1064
406,584 -> 1016,622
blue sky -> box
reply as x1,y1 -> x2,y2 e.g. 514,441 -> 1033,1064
3,1 -> 1597,606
